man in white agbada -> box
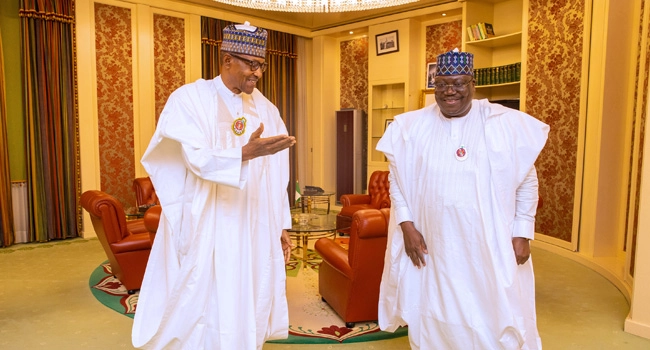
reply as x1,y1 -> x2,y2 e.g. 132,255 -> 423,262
377,49 -> 549,349
132,22 -> 296,349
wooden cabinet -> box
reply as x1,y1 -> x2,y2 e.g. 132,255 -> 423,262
336,109 -> 365,200
462,0 -> 526,107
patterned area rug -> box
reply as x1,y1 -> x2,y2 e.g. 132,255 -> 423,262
88,238 -> 407,344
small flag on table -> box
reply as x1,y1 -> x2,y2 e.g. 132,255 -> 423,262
295,181 -> 301,204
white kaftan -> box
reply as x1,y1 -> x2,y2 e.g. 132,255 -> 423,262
377,99 -> 549,349
132,77 -> 291,349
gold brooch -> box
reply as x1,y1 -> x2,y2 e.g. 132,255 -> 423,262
232,117 -> 246,136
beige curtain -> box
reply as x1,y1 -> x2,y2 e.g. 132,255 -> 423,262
0,27 -> 16,247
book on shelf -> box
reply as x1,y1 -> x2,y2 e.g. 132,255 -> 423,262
467,26 -> 475,41
473,62 -> 521,86
467,22 -> 496,41
483,23 -> 495,38
467,24 -> 481,41
477,23 -> 487,40
472,25 -> 482,40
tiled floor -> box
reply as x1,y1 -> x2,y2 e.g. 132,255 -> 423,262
1,238 -> 649,349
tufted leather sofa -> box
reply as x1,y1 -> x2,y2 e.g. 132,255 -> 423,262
81,190 -> 155,293
315,208 -> 390,328
132,176 -> 158,208
336,170 -> 390,235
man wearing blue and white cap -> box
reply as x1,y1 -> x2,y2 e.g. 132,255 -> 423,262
377,48 -> 549,349
132,22 -> 295,349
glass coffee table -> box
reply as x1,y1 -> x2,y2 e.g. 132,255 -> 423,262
288,213 -> 338,264
298,191 -> 335,214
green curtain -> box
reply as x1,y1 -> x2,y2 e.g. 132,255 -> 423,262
0,27 -> 15,248
201,17 -> 299,204
19,0 -> 80,242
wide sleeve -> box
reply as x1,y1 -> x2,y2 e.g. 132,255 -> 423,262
512,166 -> 539,240
148,84 -> 248,190
482,101 -> 549,229
377,121 -> 414,225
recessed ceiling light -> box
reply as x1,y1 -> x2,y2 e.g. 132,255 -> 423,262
442,13 -> 446,16
349,31 -> 354,34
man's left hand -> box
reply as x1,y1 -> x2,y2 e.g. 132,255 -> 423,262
242,124 -> 296,161
281,230 -> 294,263
512,237 -> 531,265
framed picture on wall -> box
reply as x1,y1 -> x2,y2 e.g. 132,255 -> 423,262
376,30 -> 399,55
426,63 -> 437,89
420,89 -> 436,108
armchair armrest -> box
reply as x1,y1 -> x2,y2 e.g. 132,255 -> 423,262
348,209 -> 390,268
340,194 -> 371,207
314,238 -> 352,276
126,220 -> 149,234
110,232 -> 153,253
353,209 -> 389,239
144,205 -> 161,233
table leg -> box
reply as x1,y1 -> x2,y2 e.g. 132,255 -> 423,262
327,196 -> 331,214
295,235 -> 301,251
302,234 -> 309,262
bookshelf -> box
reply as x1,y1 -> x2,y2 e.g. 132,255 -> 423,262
462,0 -> 526,107
467,31 -> 521,48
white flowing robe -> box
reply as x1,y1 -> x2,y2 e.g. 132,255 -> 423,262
377,99 -> 549,349
132,77 -> 291,350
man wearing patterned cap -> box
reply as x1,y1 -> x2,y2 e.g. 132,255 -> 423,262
132,22 -> 295,349
377,48 -> 549,349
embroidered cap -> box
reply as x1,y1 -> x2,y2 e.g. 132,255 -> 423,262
221,21 -> 268,58
436,48 -> 474,76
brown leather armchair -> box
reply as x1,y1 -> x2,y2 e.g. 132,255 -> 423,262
315,208 -> 390,328
132,176 -> 158,208
336,170 -> 390,235
81,190 -> 155,293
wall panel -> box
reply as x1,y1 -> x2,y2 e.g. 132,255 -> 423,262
526,0 -> 585,243
94,2 -> 136,208
340,37 -> 368,114
154,13 -> 185,123
424,20 -> 462,66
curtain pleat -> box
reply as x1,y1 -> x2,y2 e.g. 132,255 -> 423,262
0,28 -> 16,248
201,18 -> 233,79
201,18 -> 299,204
19,0 -> 80,242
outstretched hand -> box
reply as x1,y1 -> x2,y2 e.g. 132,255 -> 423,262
242,123 -> 296,161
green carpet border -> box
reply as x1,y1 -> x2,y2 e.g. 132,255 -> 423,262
268,326 -> 408,344
88,261 -> 135,319
89,262 -> 407,344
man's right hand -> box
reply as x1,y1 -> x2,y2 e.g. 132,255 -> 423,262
401,221 -> 428,268
242,123 -> 296,161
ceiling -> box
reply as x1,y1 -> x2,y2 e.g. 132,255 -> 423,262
176,0 -> 458,32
